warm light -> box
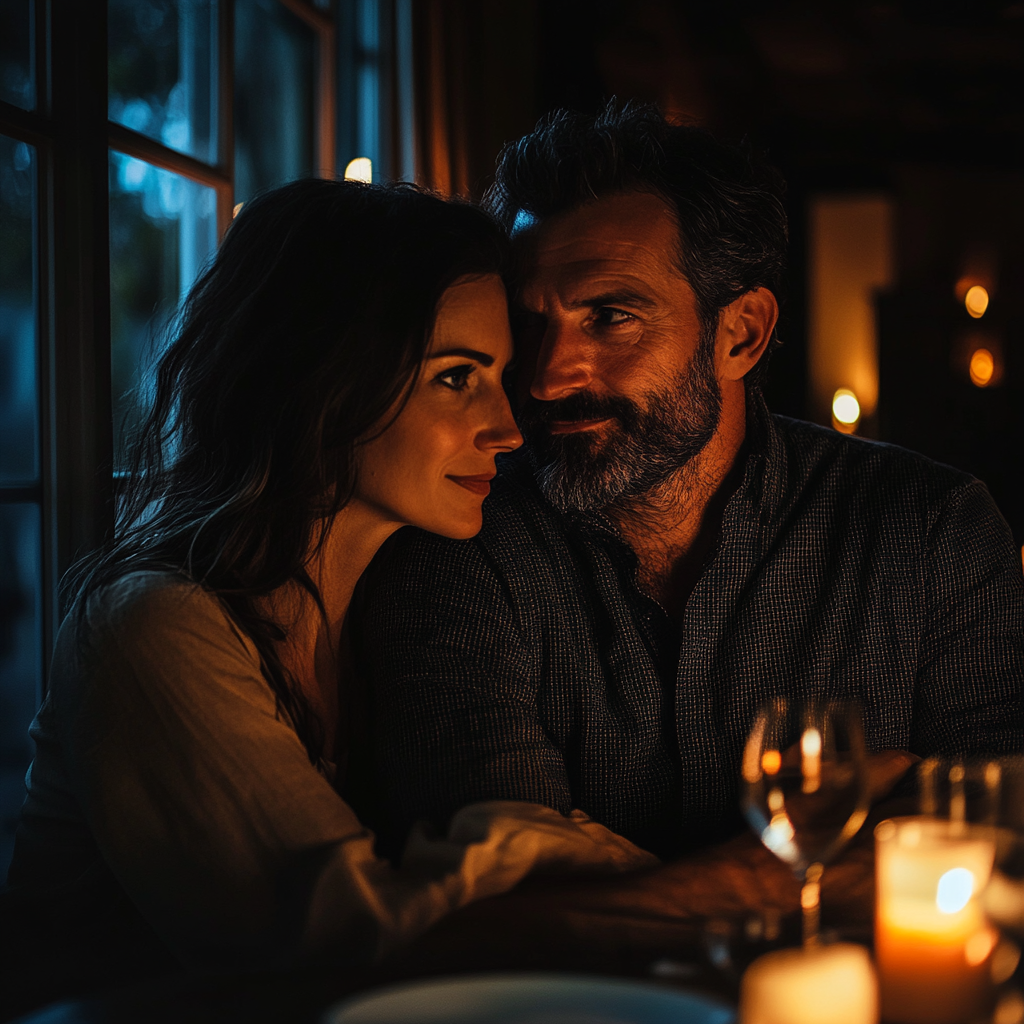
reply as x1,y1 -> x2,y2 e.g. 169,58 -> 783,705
964,929 -> 997,967
965,285 -> 989,319
344,157 -> 372,183
832,388 -> 861,431
739,943 -> 879,1024
969,348 -> 995,387
761,749 -> 781,775
232,202 -> 243,218
801,727 -> 822,793
801,728 -> 822,757
937,868 -> 974,914
995,991 -> 1024,1024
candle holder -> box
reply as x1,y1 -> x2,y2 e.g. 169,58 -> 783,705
875,816 -> 998,1024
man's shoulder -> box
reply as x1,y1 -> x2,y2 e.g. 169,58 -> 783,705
770,414 -> 977,506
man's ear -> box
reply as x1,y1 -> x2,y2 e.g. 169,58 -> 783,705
716,288 -> 779,382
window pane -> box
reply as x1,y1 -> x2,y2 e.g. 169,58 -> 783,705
0,502 -> 42,879
0,134 -> 38,484
109,152 -> 217,468
0,0 -> 35,111
234,0 -> 315,203
108,0 -> 218,165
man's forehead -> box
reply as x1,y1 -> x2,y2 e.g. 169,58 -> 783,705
516,191 -> 683,296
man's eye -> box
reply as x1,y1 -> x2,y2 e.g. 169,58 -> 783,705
593,307 -> 634,326
436,364 -> 474,390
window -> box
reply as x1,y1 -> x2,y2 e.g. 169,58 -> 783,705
0,0 -> 410,877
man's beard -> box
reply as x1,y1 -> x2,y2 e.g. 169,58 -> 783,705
518,339 -> 722,514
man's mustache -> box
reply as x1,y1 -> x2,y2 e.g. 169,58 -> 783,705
517,392 -> 641,434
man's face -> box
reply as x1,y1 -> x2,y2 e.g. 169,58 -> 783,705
514,191 -> 722,513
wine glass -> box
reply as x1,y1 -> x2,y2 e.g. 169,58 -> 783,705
741,696 -> 871,945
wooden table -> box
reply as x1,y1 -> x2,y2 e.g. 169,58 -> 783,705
8,831 -> 878,1024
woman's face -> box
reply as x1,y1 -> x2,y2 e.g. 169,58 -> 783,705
354,273 -> 523,539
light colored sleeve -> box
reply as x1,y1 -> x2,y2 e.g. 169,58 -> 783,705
54,575 -> 656,970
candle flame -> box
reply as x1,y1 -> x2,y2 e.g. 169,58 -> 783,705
937,867 -> 975,914
762,749 -> 781,775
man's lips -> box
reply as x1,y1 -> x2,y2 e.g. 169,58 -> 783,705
446,473 -> 495,496
546,417 -> 614,435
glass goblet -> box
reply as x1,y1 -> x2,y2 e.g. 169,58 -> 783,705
741,697 -> 872,945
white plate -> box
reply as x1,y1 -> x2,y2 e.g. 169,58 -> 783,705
324,972 -> 736,1024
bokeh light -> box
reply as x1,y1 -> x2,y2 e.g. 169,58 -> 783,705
344,157 -> 372,183
832,388 -> 861,431
969,348 -> 995,387
965,285 -> 989,319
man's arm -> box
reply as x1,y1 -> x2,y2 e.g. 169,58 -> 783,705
359,529 -> 572,845
915,479 -> 1024,755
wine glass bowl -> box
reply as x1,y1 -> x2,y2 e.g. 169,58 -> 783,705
741,697 -> 872,944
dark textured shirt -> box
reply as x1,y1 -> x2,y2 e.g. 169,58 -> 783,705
360,402 -> 1024,859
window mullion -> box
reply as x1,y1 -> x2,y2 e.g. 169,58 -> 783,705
106,121 -> 229,190
216,0 -> 235,237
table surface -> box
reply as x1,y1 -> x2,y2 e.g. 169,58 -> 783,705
8,830 -> 879,1024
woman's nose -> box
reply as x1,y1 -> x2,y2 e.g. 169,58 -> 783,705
477,389 -> 523,452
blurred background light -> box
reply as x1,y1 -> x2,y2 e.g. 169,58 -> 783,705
832,388 -> 861,433
965,285 -> 990,319
970,348 -> 995,388
344,156 -> 372,182
808,196 -> 892,432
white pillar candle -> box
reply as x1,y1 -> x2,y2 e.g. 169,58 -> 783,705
739,942 -> 878,1024
875,817 -> 998,1024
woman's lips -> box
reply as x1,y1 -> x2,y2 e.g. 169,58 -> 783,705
447,473 -> 495,496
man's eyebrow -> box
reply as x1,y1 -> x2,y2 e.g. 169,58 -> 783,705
427,347 -> 495,366
568,290 -> 658,311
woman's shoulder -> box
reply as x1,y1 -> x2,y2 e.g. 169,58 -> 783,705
66,571 -> 263,690
81,571 -> 247,647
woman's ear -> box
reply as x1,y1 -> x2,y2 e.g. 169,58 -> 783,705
716,288 -> 779,382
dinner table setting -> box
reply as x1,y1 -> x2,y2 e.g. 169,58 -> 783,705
13,698 -> 1024,1024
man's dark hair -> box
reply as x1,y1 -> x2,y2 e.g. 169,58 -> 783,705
484,101 -> 788,386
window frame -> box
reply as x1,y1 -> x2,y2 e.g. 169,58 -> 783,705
0,0 -> 338,688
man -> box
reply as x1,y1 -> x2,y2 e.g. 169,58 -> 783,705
359,104 -> 1023,861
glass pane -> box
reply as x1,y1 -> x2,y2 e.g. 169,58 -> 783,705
0,0 -> 35,111
0,502 -> 42,879
109,151 -> 217,468
108,0 -> 218,165
0,134 -> 38,484
234,0 -> 315,203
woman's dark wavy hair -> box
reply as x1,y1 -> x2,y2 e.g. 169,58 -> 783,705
69,178 -> 506,764
484,100 -> 788,386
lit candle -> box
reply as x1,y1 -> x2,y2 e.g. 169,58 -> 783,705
875,817 -> 998,1024
739,943 -> 878,1024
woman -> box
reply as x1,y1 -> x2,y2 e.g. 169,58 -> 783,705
3,180 -> 654,999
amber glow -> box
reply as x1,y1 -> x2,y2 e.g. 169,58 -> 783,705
965,285 -> 990,319
832,388 -> 861,433
762,749 -> 782,775
969,349 -> 995,387
344,157 -> 373,183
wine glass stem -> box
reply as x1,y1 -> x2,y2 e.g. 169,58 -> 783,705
801,862 -> 824,946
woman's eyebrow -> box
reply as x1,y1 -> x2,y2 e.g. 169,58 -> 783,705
428,347 -> 495,366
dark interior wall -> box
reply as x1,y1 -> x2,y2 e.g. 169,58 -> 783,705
450,1 -> 1024,543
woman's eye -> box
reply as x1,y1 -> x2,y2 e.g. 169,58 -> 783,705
436,364 -> 474,390
593,307 -> 634,326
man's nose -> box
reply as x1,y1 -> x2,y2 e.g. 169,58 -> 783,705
530,325 -> 594,402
